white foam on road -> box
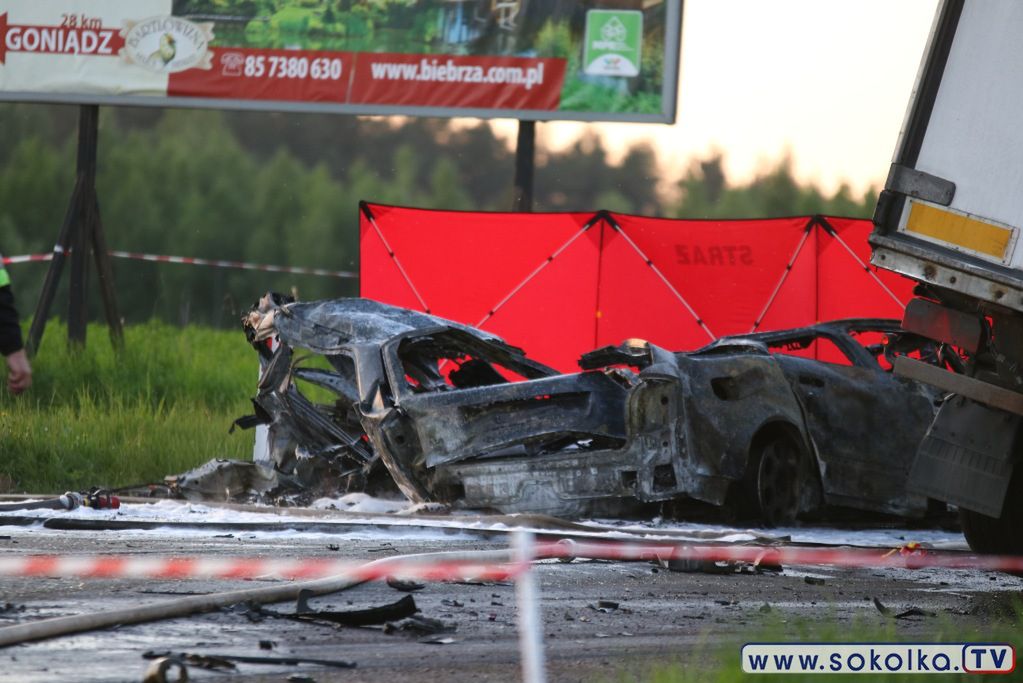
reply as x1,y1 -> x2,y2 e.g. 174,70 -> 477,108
582,518 -> 969,551
0,497 -> 968,550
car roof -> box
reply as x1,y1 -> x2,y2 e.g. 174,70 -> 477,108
272,297 -> 505,354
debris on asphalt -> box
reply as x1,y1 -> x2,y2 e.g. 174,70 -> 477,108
142,656 -> 189,683
291,591 -> 418,627
383,614 -> 456,636
873,597 -> 892,616
387,576 -> 426,592
165,459 -> 292,504
588,600 -> 628,614
663,556 -> 780,575
142,650 -> 356,670
894,607 -> 938,620
142,651 -> 235,672
804,576 -> 827,586
0,601 -> 25,618
420,636 -> 457,645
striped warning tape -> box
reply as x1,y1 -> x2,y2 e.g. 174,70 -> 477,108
1,253 -> 53,265
0,555 -> 523,582
1,539 -> 1020,581
1,249 -> 356,279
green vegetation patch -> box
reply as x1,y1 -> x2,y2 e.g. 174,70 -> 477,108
0,321 -> 257,492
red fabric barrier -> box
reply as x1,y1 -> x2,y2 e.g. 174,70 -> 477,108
360,204 -> 914,371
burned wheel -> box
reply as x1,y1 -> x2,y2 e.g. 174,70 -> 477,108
748,436 -> 802,527
959,470 -> 1023,554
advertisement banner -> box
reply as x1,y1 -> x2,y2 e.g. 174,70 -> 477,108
0,1 -> 680,123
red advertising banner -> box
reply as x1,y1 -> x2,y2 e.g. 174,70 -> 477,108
349,53 -> 565,111
169,49 -> 353,104
0,1 -> 681,123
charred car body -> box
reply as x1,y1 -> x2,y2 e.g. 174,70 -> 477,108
242,294 -> 941,523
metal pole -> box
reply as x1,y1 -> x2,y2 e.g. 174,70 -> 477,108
89,194 -> 124,349
26,181 -> 77,356
67,105 -> 99,347
513,119 -> 535,212
513,530 -> 547,683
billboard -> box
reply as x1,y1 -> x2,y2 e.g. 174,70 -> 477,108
0,1 -> 681,123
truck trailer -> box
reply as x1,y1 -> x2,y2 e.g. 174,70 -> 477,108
869,0 -> 1023,552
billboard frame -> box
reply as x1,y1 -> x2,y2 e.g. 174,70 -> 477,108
0,0 -> 682,124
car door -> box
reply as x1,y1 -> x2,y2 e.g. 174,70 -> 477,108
773,332 -> 934,516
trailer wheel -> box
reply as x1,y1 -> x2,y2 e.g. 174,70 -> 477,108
747,435 -> 803,527
959,471 -> 1023,554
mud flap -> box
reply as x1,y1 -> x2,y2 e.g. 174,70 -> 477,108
909,396 -> 1020,517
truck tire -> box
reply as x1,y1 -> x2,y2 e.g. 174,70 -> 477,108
959,471 -> 1023,554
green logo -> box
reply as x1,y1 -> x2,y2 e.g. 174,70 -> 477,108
583,9 -> 642,77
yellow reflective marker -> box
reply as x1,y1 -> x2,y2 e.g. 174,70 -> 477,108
0,267 -> 9,288
906,201 -> 1014,260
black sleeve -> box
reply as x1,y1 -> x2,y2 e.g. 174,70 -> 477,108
0,285 -> 24,356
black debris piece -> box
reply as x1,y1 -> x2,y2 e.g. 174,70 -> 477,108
143,650 -> 355,670
142,651 -> 234,672
384,614 -> 457,636
0,602 -> 26,618
387,576 -> 426,592
894,607 -> 937,620
292,592 -> 418,627
588,601 -> 621,613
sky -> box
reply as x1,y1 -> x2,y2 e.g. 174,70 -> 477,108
491,0 -> 940,197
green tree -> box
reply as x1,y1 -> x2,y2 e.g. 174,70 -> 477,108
674,153 -> 876,219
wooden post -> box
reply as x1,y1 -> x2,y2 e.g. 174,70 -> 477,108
513,119 -> 535,212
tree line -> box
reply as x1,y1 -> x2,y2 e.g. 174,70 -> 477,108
0,104 -> 876,328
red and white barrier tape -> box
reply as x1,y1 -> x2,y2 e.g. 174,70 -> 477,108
1,540 -> 1021,581
1,250 -> 356,279
1,253 -> 53,265
0,555 -> 524,582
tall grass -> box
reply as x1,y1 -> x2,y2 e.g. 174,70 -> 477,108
0,321 -> 258,492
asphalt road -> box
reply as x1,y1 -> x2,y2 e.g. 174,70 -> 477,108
0,522 -> 1020,683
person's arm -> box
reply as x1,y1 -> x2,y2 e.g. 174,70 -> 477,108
0,284 -> 31,394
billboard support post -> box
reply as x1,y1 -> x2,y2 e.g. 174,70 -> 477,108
27,105 -> 123,355
513,120 -> 536,212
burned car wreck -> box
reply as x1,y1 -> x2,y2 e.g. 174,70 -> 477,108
237,293 -> 942,524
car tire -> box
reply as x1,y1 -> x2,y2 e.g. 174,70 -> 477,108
959,470 -> 1023,554
747,435 -> 803,527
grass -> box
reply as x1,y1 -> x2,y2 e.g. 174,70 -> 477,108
615,611 -> 1023,682
0,320 -> 258,492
